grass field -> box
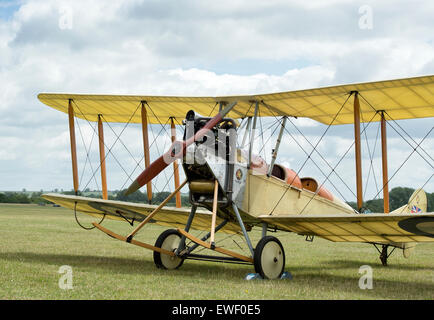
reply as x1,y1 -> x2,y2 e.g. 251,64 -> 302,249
0,204 -> 433,300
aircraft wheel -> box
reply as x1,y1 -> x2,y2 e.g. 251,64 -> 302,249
153,229 -> 184,270
254,236 -> 285,279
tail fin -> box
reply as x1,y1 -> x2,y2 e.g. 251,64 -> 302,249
390,188 -> 427,214
390,189 -> 427,258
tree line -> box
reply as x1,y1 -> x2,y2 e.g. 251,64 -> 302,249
347,187 -> 433,212
0,189 -> 191,207
0,187 -> 432,211
0,191 -> 49,204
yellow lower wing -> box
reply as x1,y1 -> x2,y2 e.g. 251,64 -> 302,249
42,193 -> 241,234
259,213 -> 434,243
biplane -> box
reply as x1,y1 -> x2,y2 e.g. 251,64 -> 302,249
38,75 -> 434,279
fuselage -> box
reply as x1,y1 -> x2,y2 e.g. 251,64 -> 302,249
182,111 -> 355,228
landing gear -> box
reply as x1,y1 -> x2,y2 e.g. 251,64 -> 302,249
153,229 -> 184,270
254,236 -> 285,279
380,245 -> 388,266
374,244 -> 396,266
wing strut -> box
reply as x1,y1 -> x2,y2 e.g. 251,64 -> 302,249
241,117 -> 252,149
248,101 -> 259,168
97,115 -> 108,200
90,180 -> 188,256
68,99 -> 79,194
170,117 -> 182,208
125,179 -> 188,242
380,111 -> 390,213
267,116 -> 287,177
353,91 -> 363,211
210,179 -> 219,249
141,101 -> 153,204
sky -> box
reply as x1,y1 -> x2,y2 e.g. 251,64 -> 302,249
0,0 -> 433,203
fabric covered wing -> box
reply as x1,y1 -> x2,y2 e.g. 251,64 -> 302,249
259,213 -> 434,243
38,75 -> 434,125
42,193 -> 241,234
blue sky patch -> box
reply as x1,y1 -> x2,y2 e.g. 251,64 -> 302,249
0,0 -> 20,21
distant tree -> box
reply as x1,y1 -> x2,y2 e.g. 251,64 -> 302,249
30,191 -> 50,204
181,195 -> 191,207
153,192 -> 174,204
86,193 -> 99,199
364,198 -> 384,212
427,192 -> 434,212
347,201 -> 357,211
1,192 -> 30,203
389,187 -> 415,211
346,187 -> 434,213
62,190 -> 82,196
115,189 -> 148,203
111,190 -> 190,206
346,199 -> 382,213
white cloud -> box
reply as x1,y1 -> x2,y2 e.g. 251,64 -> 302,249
0,0 -> 432,199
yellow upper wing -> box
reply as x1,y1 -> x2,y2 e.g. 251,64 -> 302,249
259,213 -> 434,243
38,75 -> 434,125
42,193 -> 241,234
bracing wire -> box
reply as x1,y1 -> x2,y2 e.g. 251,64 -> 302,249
356,93 -> 433,204
360,110 -> 380,200
362,121 -> 381,200
298,110 -> 380,215
283,115 -> 358,200
358,93 -> 433,168
73,100 -> 142,192
370,126 -> 433,201
263,93 -> 355,215
75,117 -> 100,192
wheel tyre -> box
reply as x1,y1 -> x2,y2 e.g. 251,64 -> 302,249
153,229 -> 184,270
254,236 -> 285,279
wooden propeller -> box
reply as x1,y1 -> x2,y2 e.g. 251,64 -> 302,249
124,102 -> 237,196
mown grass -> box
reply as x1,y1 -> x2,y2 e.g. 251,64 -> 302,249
0,204 -> 433,300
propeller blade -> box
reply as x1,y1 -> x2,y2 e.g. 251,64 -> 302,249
125,141 -> 185,196
124,101 -> 237,196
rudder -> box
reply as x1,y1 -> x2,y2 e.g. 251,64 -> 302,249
390,189 -> 427,258
390,188 -> 427,214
